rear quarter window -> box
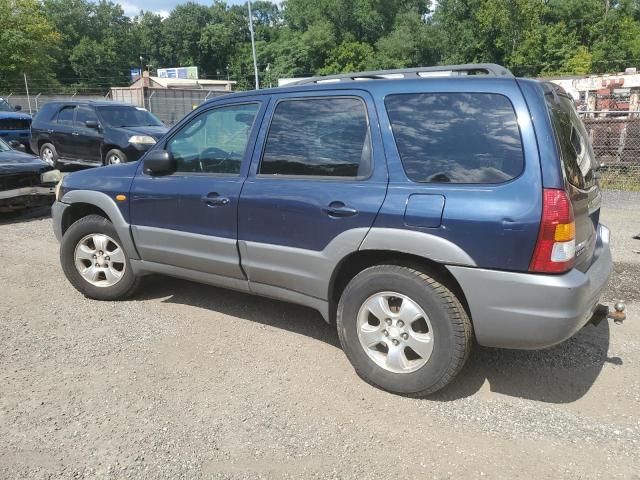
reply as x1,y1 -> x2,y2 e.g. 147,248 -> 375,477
544,91 -> 596,190
385,93 -> 524,184
33,104 -> 58,124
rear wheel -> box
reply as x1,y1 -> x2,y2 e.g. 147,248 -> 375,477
337,265 -> 472,396
40,143 -> 59,168
104,149 -> 127,166
60,214 -> 140,300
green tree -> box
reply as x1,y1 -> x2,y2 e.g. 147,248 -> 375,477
0,0 -> 60,90
135,11 -> 167,74
319,41 -> 375,74
160,2 -> 213,68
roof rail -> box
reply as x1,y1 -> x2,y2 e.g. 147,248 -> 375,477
290,64 -> 513,85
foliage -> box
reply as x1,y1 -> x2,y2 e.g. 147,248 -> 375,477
0,0 -> 60,90
4,0 -> 640,93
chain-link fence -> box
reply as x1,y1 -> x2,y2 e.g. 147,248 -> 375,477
2,92 -> 108,116
580,111 -> 640,191
110,87 -> 228,126
1,88 -> 229,127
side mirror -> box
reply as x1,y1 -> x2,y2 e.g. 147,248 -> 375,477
14,105 -> 22,111
85,120 -> 100,129
143,149 -> 175,175
8,140 -> 25,151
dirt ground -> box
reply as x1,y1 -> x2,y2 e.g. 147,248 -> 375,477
0,191 -> 638,479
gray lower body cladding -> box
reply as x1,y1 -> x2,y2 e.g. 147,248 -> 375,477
448,225 -> 613,349
53,194 -> 613,350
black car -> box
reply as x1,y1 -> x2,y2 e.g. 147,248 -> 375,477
0,138 -> 61,212
30,101 -> 168,168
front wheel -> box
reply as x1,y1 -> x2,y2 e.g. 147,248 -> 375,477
337,265 -> 473,396
60,214 -> 140,300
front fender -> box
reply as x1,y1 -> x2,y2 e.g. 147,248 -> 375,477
58,190 -> 140,260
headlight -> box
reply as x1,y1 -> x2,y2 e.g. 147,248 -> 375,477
129,135 -> 156,145
41,169 -> 62,184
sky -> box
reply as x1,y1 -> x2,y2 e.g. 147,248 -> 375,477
113,0 -> 248,18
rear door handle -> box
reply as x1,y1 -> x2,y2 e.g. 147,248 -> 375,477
322,202 -> 358,218
201,192 -> 230,207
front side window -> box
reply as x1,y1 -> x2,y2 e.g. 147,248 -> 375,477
57,106 -> 75,126
167,103 -> 259,175
385,93 -> 524,184
259,97 -> 371,178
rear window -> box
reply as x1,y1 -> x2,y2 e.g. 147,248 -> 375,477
544,91 -> 596,190
385,93 -> 524,183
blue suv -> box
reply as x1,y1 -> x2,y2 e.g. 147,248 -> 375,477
51,64 -> 613,396
0,97 -> 31,151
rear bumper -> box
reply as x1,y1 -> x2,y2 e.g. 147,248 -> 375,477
448,224 -> 613,349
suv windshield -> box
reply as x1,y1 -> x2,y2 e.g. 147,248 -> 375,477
96,106 -> 163,128
0,99 -> 14,112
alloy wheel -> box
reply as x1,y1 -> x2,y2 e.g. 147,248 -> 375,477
356,291 -> 434,374
41,147 -> 54,166
74,233 -> 126,287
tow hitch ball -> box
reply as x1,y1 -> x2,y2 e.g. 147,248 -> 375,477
592,302 -> 626,326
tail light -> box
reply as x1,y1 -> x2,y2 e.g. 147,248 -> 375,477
529,188 -> 576,273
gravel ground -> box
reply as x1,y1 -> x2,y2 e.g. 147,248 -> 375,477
1,192 -> 639,479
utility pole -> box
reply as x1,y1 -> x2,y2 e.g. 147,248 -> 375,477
247,1 -> 259,89
23,73 -> 32,115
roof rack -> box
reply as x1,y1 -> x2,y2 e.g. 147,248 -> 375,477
290,64 -> 513,85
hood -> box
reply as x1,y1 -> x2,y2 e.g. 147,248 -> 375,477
117,125 -> 168,141
0,149 -> 51,175
0,112 -> 32,121
63,158 -> 140,183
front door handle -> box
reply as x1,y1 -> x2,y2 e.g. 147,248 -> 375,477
323,202 -> 358,218
202,193 -> 230,207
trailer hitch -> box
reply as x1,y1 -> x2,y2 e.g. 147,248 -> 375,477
591,302 -> 626,326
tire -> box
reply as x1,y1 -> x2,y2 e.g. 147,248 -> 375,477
336,265 -> 472,396
104,149 -> 127,166
40,143 -> 59,168
60,214 -> 140,300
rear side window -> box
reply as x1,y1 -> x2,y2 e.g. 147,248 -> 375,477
544,92 -> 596,190
56,106 -> 75,126
259,97 -> 371,178
385,93 -> 524,183
75,106 -> 98,127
